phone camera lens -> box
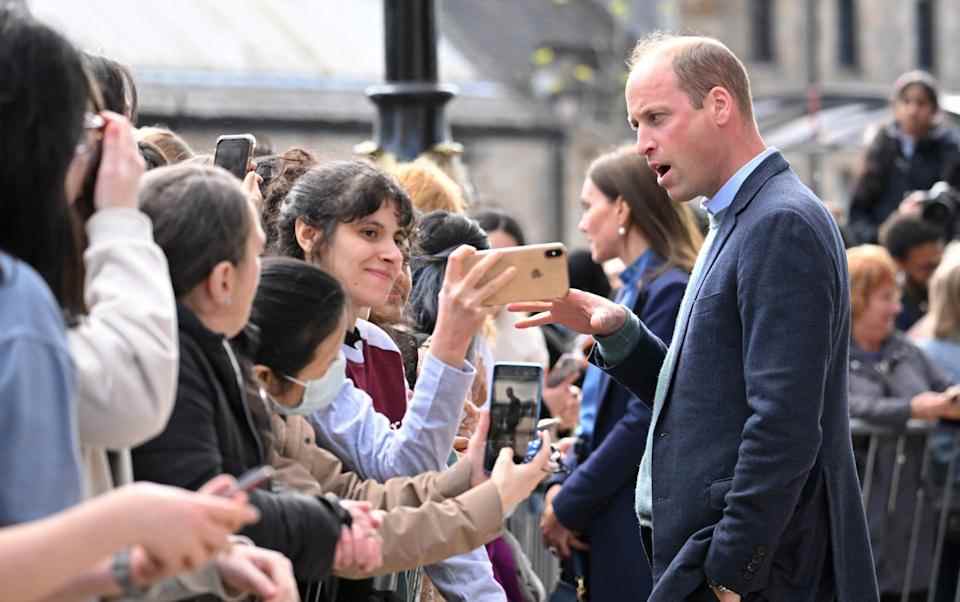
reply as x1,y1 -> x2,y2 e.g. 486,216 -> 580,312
545,249 -> 562,258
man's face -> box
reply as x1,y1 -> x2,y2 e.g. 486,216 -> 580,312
900,241 -> 944,288
625,55 -> 721,203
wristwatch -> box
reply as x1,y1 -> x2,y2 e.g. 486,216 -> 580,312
707,578 -> 736,596
110,547 -> 147,597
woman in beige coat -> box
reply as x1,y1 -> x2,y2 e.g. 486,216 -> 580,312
250,257 -> 552,577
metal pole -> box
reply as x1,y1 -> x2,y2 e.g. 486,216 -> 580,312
360,0 -> 459,162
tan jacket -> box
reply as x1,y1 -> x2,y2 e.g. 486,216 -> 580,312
269,414 -> 504,577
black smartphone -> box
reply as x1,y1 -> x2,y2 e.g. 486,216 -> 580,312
219,465 -> 274,497
484,362 -> 544,472
214,134 -> 256,180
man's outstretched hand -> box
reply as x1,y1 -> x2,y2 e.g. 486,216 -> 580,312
508,289 -> 628,337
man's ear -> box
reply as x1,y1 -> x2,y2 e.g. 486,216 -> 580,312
707,86 -> 734,126
206,260 -> 236,308
295,218 -> 321,256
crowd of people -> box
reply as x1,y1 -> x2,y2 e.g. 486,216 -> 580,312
8,5 -> 960,602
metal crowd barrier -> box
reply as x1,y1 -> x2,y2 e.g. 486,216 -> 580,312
852,418 -> 960,602
506,489 -> 561,598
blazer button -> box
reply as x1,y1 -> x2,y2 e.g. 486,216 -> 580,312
659,432 -> 669,438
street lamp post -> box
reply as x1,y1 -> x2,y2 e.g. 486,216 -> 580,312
356,0 -> 461,163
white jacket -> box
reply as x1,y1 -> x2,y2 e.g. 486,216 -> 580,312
69,208 -> 179,497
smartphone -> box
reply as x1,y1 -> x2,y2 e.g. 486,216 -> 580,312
463,242 -> 569,306
484,362 -> 544,472
220,465 -> 275,497
214,134 -> 256,180
546,352 -> 584,387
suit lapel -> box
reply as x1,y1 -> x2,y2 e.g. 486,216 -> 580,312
659,152 -> 790,404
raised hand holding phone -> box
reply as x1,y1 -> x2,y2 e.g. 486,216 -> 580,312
483,362 -> 544,473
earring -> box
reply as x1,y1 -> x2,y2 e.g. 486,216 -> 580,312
618,226 -> 626,236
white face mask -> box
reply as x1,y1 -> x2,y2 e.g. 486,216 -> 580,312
271,353 -> 347,416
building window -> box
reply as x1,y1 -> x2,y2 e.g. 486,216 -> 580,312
837,0 -> 859,69
750,0 -> 776,63
917,0 -> 936,71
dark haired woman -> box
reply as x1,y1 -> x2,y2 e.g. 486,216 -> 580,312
131,164 -> 383,583
250,257 -> 550,579
541,147 -> 702,602
84,52 -> 138,123
274,160 -> 513,599
849,70 -> 960,245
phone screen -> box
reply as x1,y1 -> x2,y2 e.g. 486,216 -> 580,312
214,135 -> 254,180
484,362 -> 543,472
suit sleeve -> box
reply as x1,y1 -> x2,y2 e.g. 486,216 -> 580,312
593,315 -> 669,404
704,209 -> 842,593
553,279 -> 685,530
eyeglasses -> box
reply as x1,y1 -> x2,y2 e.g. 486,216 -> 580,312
75,112 -> 105,158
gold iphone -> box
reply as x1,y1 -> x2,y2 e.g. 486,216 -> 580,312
464,242 -> 569,306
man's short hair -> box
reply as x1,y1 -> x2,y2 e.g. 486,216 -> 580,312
878,213 -> 944,260
628,32 -> 754,121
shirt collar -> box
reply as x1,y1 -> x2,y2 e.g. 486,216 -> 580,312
702,147 -> 778,218
619,249 -> 660,288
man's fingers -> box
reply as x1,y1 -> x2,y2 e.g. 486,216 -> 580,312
507,301 -> 552,314
569,535 -> 591,551
513,311 -> 555,329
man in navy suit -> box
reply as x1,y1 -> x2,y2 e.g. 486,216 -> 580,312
513,34 -> 878,602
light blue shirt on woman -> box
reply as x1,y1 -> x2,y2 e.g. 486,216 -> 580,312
0,254 -> 80,526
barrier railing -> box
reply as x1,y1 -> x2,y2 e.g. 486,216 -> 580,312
852,418 -> 960,602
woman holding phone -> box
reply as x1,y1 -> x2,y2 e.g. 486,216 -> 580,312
273,160 -> 514,600
250,257 -> 549,575
131,164 -> 383,584
540,147 -> 702,602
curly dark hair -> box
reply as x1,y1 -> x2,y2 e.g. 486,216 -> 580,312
272,159 -> 415,262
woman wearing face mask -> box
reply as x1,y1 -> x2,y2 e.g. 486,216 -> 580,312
131,164 -> 384,583
250,257 -> 550,577
273,160 -> 512,601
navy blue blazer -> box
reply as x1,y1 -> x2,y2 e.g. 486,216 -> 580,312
597,153 -> 878,602
552,262 -> 687,601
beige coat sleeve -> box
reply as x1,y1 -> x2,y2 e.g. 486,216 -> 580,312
270,415 -> 504,576
70,208 -> 178,450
